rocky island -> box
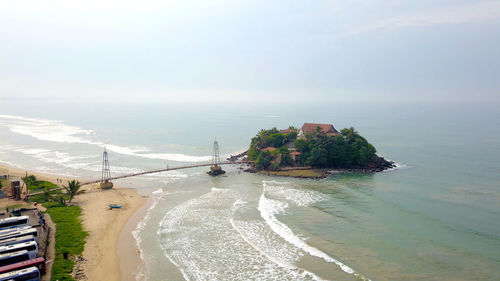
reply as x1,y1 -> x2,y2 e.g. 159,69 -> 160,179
242,123 -> 395,178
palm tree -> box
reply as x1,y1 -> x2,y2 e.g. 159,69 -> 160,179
63,180 -> 82,203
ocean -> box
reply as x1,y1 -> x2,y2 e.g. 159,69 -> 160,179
0,100 -> 499,280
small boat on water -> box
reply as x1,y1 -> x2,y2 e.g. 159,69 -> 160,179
108,204 -> 122,209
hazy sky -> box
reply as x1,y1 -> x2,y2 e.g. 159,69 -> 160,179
1,0 -> 499,103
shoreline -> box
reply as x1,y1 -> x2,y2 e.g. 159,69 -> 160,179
0,163 -> 147,281
119,196 -> 153,281
245,162 -> 397,179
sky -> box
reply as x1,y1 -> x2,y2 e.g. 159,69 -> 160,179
1,0 -> 499,103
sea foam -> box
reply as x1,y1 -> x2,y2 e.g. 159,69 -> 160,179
0,114 -> 211,163
157,188 -> 322,280
259,181 -> 371,280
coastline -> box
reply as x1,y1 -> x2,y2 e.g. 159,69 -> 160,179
118,196 -> 153,281
0,163 -> 146,281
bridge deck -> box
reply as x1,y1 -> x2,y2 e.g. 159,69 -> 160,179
27,161 -> 251,196
81,160 -> 252,186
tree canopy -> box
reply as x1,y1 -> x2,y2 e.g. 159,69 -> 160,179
248,125 -> 377,169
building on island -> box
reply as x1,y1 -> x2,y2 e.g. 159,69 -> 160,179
290,151 -> 302,166
298,123 -> 339,138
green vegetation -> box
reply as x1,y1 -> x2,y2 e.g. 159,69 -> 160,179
22,174 -> 59,193
63,180 -> 82,203
23,176 -> 78,206
46,205 -> 87,281
248,128 -> 297,170
20,176 -> 87,280
28,180 -> 58,191
248,126 -> 377,169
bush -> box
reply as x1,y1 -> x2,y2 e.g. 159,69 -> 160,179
255,151 -> 272,169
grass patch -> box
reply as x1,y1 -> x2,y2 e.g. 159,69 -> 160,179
28,180 -> 59,191
46,205 -> 87,281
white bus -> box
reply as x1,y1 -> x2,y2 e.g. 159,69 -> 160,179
0,236 -> 36,247
0,216 -> 30,230
0,266 -> 40,281
0,250 -> 30,267
0,226 -> 31,237
0,242 -> 37,259
0,228 -> 37,242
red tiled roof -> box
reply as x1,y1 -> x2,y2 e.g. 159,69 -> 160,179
263,147 -> 276,152
279,129 -> 297,134
300,123 -> 339,135
290,151 -> 302,156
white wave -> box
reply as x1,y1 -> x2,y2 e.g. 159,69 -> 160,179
138,153 -> 211,162
259,181 -> 371,280
133,194 -> 164,281
152,189 -> 163,195
265,115 -> 280,118
230,218 -> 325,281
0,114 -> 211,163
264,181 -> 327,207
383,160 -> 409,172
0,114 -> 95,143
104,144 -> 148,156
16,148 -> 95,166
232,199 -> 247,206
0,160 -> 23,169
21,148 -> 51,155
157,190 -> 320,280
211,187 -> 228,192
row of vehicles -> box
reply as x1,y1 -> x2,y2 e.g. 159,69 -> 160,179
0,215 -> 45,281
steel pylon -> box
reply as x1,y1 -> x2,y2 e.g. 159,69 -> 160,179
101,147 -> 112,183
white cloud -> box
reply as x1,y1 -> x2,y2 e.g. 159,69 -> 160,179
343,1 -> 500,36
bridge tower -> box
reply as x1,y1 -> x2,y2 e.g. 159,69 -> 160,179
208,138 -> 225,176
100,147 -> 113,189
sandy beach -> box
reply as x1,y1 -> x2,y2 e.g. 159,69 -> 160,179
0,163 -> 146,281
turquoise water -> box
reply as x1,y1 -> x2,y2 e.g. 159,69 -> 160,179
0,101 -> 499,280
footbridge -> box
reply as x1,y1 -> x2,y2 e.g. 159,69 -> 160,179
81,160 -> 252,186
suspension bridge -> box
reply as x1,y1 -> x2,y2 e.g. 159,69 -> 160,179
81,160 -> 251,186
81,139 -> 251,187
26,139 -> 250,196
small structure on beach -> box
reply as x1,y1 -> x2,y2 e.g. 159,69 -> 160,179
10,180 -> 21,200
208,139 -> 225,176
100,148 -> 113,189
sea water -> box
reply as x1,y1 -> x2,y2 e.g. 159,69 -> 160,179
0,100 -> 499,280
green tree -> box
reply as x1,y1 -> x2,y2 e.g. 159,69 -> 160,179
269,133 -> 284,147
255,151 -> 272,170
294,139 -> 309,153
63,180 -> 82,203
307,147 -> 328,166
22,175 -> 37,188
284,131 -> 297,143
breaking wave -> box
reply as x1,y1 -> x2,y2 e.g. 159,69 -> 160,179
0,114 -> 211,163
259,181 -> 371,280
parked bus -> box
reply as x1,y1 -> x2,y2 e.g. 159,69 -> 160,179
0,257 -> 45,275
0,228 -> 37,242
0,216 -> 30,230
0,242 -> 37,259
0,250 -> 30,267
0,266 -> 40,281
0,236 -> 35,247
0,226 -> 31,237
